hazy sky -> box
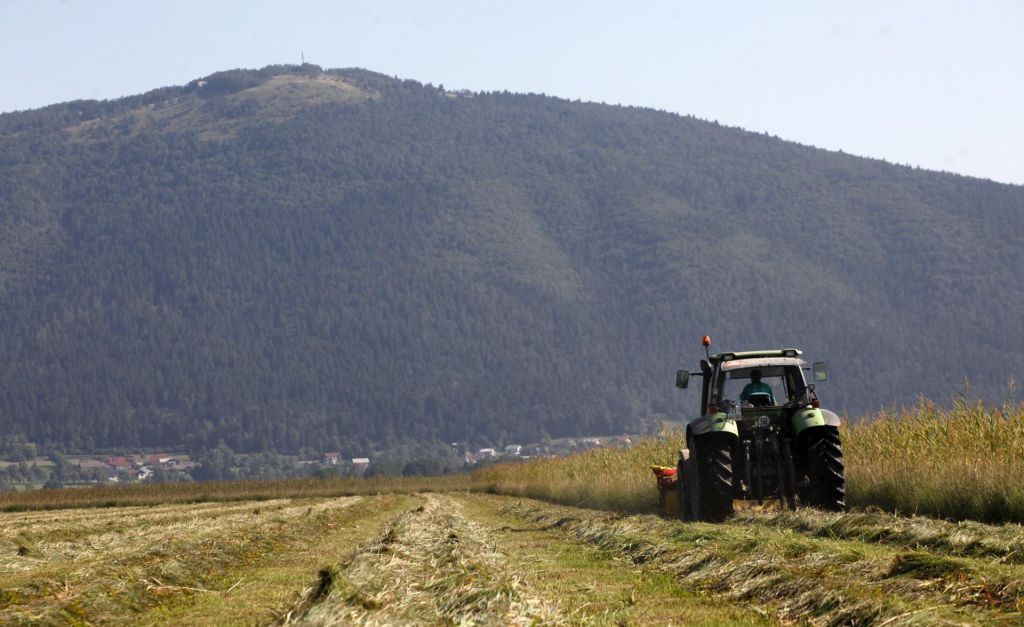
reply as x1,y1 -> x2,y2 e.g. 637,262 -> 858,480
2,1 -> 1022,185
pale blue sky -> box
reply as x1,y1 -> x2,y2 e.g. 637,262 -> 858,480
1,1 -> 1022,184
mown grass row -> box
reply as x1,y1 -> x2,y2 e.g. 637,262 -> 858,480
0,474 -> 470,512
489,496 -> 1024,626
292,494 -> 560,625
472,399 -> 1024,523
0,495 -> 419,624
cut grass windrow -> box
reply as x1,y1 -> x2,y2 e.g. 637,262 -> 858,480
457,494 -> 770,625
0,496 -> 391,624
487,494 -> 1024,625
746,507 -> 1024,565
0,500 -> 296,558
157,494 -> 419,625
286,493 -> 564,625
0,474 -> 471,513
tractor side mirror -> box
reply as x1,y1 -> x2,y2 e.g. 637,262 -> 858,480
676,370 -> 690,389
812,362 -> 828,382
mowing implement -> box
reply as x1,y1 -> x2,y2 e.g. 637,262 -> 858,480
672,336 -> 845,521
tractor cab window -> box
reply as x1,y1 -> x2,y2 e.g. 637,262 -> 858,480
721,367 -> 787,408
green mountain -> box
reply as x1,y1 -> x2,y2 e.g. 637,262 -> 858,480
1,65 -> 1021,455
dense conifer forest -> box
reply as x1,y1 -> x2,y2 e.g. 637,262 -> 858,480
0,65 -> 1021,455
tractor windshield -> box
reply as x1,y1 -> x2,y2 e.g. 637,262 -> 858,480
720,366 -> 806,408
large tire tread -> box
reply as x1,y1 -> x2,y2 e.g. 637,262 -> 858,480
677,454 -> 693,521
694,433 -> 735,522
801,427 -> 845,511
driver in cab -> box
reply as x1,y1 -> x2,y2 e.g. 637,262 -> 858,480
740,369 -> 776,406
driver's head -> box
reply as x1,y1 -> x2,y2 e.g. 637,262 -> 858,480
750,369 -> 762,382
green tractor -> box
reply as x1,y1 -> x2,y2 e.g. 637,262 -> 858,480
674,336 -> 845,521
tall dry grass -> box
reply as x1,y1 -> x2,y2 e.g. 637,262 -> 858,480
472,436 -> 681,513
843,398 -> 1024,522
0,474 -> 470,512
473,400 -> 1024,523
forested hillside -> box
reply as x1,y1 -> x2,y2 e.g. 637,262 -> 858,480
1,64 -> 1021,455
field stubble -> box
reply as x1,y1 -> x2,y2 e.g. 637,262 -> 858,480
486,494 -> 1024,625
0,474 -> 469,513
285,493 -> 768,626
3,399 -> 1024,624
0,495 -> 416,624
287,493 -> 562,625
3,490 -> 1024,624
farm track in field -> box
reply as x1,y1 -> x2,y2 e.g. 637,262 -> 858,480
3,492 -> 1024,625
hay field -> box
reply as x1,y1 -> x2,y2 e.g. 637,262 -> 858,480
3,490 -> 1024,624
0,474 -> 470,513
0,494 -> 415,623
4,400 -> 1024,623
473,399 -> 1024,523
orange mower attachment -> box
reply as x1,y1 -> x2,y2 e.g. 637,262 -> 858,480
651,465 -> 680,517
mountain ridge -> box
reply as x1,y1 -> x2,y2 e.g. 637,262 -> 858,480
1,64 -> 1021,455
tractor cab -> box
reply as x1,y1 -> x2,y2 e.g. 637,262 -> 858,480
679,347 -> 828,421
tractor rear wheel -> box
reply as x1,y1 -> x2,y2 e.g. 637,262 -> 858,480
677,450 -> 694,521
800,427 -> 845,511
690,433 -> 734,522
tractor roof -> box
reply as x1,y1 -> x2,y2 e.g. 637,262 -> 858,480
721,356 -> 805,371
711,348 -> 802,363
